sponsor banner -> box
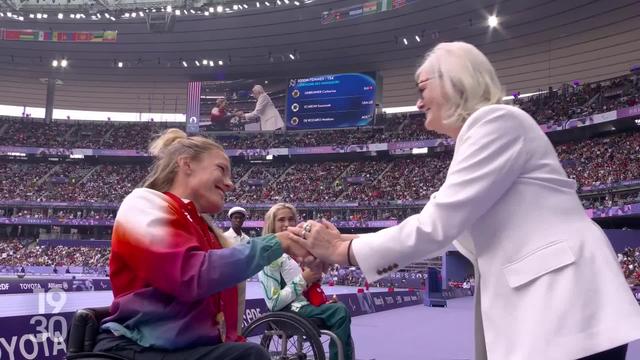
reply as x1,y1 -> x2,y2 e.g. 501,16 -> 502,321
0,217 -> 113,226
540,106 -> 636,132
365,290 -> 423,313
581,179 -> 640,192
345,176 -> 366,184
0,312 -> 73,360
539,122 -> 564,133
617,105 -> 640,119
289,146 -> 335,155
288,143 -> 387,155
4,218 -> 399,229
0,145 -> 292,158
0,278 -> 111,295
224,148 -> 288,157
92,149 -> 147,156
347,4 -> 364,17
565,111 -> 616,129
586,203 -> 640,218
0,145 -> 148,158
216,220 -> 400,229
442,288 -> 473,299
591,111 -> 618,124
0,290 -> 422,359
622,179 -> 640,187
0,200 -> 120,208
38,240 -> 111,248
387,138 -> 454,150
2,29 -> 117,42
245,179 -> 267,186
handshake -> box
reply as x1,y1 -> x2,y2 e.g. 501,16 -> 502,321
275,219 -> 359,272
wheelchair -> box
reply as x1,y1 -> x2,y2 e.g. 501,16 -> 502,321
243,310 -> 354,360
65,306 -> 353,360
65,306 -> 128,360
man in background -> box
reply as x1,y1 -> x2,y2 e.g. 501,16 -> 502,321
224,207 -> 250,245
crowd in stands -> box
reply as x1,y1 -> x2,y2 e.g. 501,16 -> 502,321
556,132 -> 640,191
261,161 -> 351,203
0,241 -> 110,268
513,73 -> 640,126
0,239 -> 25,261
326,265 -> 367,287
344,155 -> 451,202
0,161 -> 148,203
0,120 -> 75,148
2,128 -> 640,207
619,247 -> 640,285
0,115 -> 442,151
0,162 -> 51,201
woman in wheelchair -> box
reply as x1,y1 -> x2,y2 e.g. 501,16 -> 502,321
258,203 -> 354,360
92,129 -> 309,360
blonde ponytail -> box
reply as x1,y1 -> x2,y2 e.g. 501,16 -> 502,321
143,128 -> 224,192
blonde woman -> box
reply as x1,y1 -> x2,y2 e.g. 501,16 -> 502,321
259,203 -> 353,360
95,129 -> 308,360
291,42 -> 640,360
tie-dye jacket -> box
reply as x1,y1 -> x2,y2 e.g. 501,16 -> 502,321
101,188 -> 283,350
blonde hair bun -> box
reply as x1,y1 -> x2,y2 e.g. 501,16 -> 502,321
148,128 -> 188,158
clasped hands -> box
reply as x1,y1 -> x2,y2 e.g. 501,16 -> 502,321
276,219 -> 358,273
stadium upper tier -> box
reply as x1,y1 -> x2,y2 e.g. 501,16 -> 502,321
0,73 -> 638,150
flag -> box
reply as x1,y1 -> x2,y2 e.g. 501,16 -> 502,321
363,1 -> 378,14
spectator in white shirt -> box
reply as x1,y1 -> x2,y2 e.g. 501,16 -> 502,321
223,206 -> 250,245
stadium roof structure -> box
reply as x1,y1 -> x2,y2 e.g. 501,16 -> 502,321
0,0 -> 638,114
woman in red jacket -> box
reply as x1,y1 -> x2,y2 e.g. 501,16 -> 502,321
94,129 -> 309,360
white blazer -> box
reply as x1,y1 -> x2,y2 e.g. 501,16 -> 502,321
245,93 -> 284,131
352,104 -> 640,360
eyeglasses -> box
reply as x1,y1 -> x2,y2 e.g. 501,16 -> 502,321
416,78 -> 431,98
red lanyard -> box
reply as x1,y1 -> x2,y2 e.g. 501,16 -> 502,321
163,192 -> 221,250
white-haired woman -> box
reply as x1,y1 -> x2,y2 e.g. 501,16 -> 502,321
289,42 -> 640,360
239,85 -> 285,131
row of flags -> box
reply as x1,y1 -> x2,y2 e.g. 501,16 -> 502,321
321,0 -> 417,25
0,28 -> 117,42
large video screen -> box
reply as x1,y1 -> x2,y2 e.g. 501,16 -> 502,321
285,73 -> 376,130
187,73 -> 378,133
